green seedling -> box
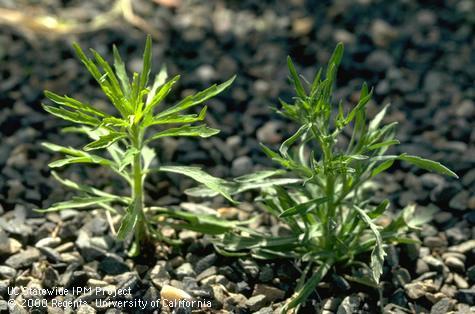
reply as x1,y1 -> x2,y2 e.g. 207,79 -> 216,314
39,36 -> 236,254
188,43 -> 457,313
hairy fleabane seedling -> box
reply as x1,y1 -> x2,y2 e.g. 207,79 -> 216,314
39,36 -> 235,254
189,43 -> 458,313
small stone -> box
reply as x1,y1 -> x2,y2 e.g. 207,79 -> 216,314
416,259 -> 430,275
433,212 -> 453,225
292,17 -> 313,36
195,254 -> 217,274
0,231 -> 22,255
0,265 -> 16,279
430,298 -> 455,314
453,273 -> 469,289
196,266 -> 218,282
449,239 -> 475,253
456,288 -> 475,304
449,191 -> 469,210
160,285 -> 192,305
98,255 -> 129,275
176,263 -> 195,279
150,261 -> 171,289
246,294 -> 267,312
252,284 -> 285,302
337,295 -> 361,314
35,237 -> 61,248
76,304 -> 96,314
424,236 -> 448,248
366,50 -> 394,72
238,259 -> 259,279
258,265 -> 273,282
256,121 -> 282,144
444,256 -> 465,272
423,256 -> 444,271
467,265 -> 475,282
5,247 -> 41,268
405,281 -> 437,299
231,156 -> 253,177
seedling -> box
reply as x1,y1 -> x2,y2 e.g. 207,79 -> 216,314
39,36 -> 235,254
188,43 -> 457,312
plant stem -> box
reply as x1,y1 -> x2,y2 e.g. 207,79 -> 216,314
131,127 -> 148,246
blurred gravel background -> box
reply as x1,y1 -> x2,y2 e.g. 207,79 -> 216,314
0,0 -> 474,313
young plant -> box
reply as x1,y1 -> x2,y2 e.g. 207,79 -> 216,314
38,36 -> 236,254
188,43 -> 458,312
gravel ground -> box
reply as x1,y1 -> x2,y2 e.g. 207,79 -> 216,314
0,0 -> 474,313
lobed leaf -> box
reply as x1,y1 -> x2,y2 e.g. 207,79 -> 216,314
354,206 -> 386,283
84,132 -> 127,151
147,124 -> 219,142
154,75 -> 236,120
157,166 -> 234,202
36,196 -> 116,212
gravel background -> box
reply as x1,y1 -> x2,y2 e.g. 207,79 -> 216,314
0,0 -> 474,313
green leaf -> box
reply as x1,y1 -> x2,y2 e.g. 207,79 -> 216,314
118,148 -> 139,172
51,171 -> 129,204
345,87 -> 373,124
117,203 -> 138,240
44,91 -> 106,117
154,75 -> 236,120
368,199 -> 390,219
354,206 -> 386,283
371,159 -> 395,177
279,124 -> 309,157
149,106 -> 208,125
147,124 -> 219,142
284,262 -> 332,312
142,75 -> 180,120
279,197 -> 328,218
234,170 -> 286,183
326,42 -> 344,78
36,196 -> 116,212
112,45 -> 131,96
287,56 -> 306,98
368,139 -> 399,151
398,154 -> 458,178
369,104 -> 389,131
42,105 -> 100,126
84,132 -> 127,151
158,166 -> 234,202
140,35 -> 152,90
42,142 -> 86,157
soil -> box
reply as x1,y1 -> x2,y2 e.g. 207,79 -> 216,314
0,0 -> 474,313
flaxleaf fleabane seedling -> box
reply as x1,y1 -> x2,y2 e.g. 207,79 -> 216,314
188,43 -> 457,313
38,36 -> 236,254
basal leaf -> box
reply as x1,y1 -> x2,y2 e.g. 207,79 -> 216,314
354,205 -> 386,283
117,203 -> 138,240
36,196 -> 116,212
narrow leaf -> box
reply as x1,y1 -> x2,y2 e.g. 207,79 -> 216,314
287,56 -> 306,98
158,166 -> 234,202
84,132 -> 127,151
148,124 -> 219,142
398,154 -> 458,178
354,206 -> 386,283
